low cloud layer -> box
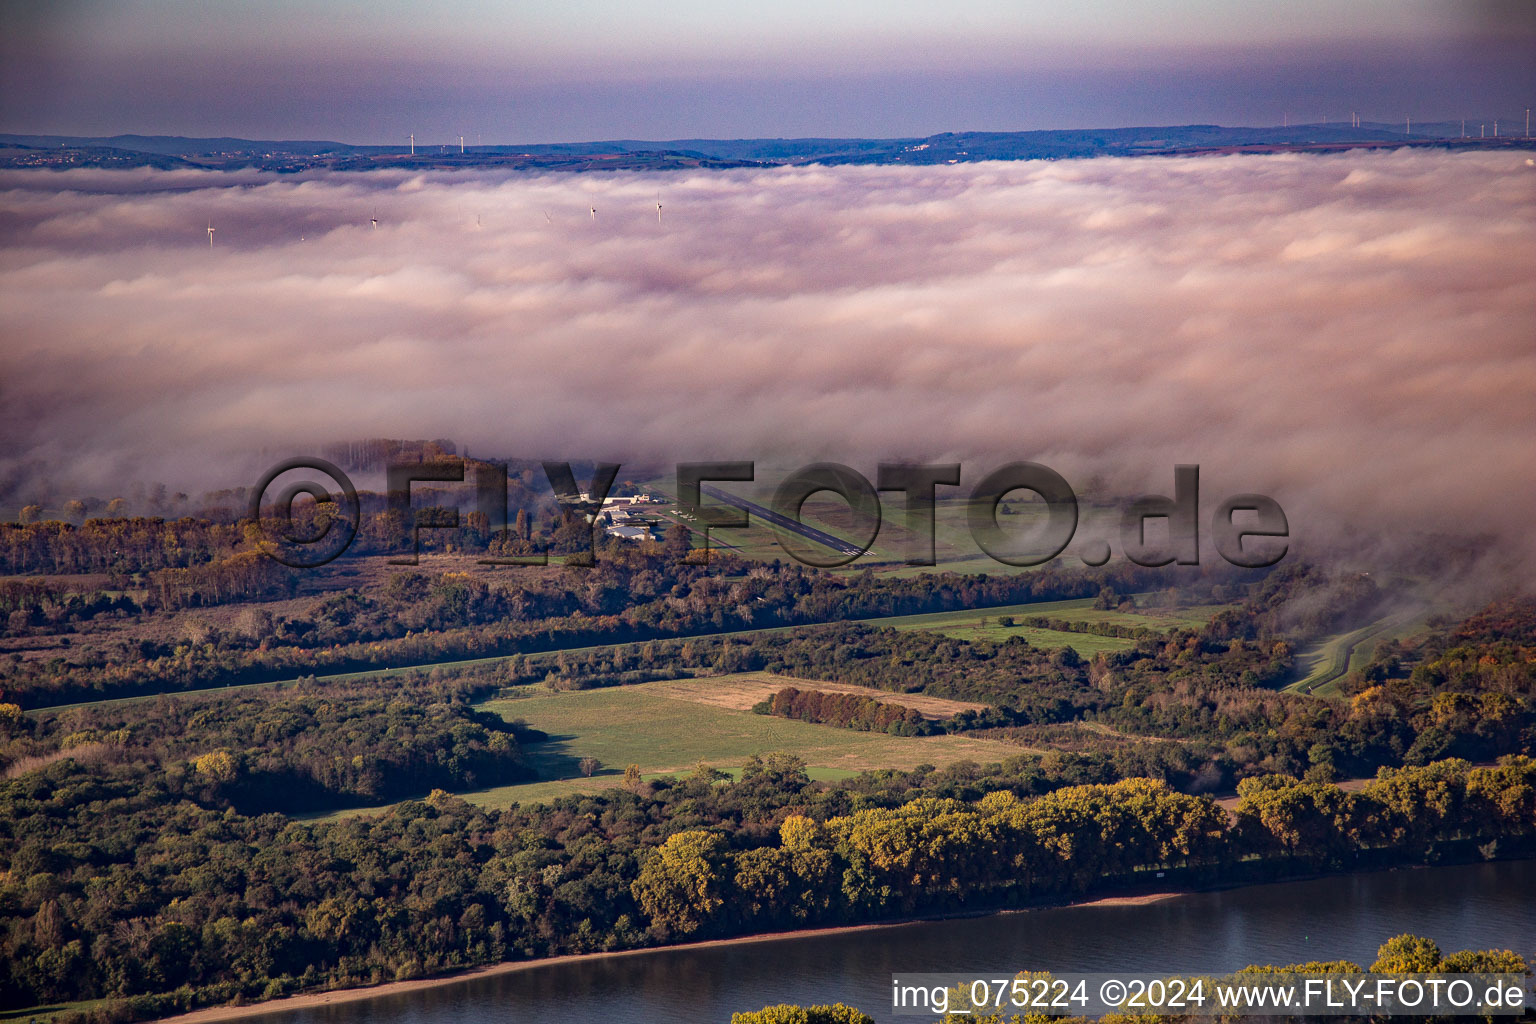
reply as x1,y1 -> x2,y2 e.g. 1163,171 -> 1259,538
1,151 -> 1533,568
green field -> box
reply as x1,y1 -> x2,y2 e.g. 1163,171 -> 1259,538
445,679 -> 1025,811
643,476 -> 1131,574
1287,608 -> 1429,698
860,597 -> 1096,630
1044,603 -> 1228,631
0,995 -> 117,1022
648,487 -> 935,567
884,616 -> 1138,655
861,597 -> 1227,654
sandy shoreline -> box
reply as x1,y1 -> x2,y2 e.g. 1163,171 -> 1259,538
149,890 -> 1184,1023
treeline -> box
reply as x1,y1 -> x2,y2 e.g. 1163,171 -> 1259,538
146,551 -> 297,610
1015,614 -> 1154,639
3,750 -> 1531,1023
1,579 -> 139,638
5,471 -> 636,576
2,552 -> 297,640
0,460 -> 590,573
632,759 -> 1536,940
4,549 -> 1210,708
753,686 -> 932,735
0,518 -> 249,574
0,675 -> 532,813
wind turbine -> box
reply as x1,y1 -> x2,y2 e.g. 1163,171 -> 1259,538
656,197 -> 663,223
207,221 -> 215,248
371,209 -> 379,230
590,207 -> 597,221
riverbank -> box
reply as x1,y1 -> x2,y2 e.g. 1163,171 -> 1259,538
148,889 -> 1188,1024
115,852 -> 1532,1023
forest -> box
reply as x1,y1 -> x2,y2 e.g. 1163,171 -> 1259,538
2,742 -> 1531,1021
5,534 -> 1220,708
1,503 -> 1533,1021
1,677 -> 535,814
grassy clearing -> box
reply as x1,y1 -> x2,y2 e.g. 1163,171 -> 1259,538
1044,603 -> 1228,631
297,672 -> 1004,821
0,997 -> 116,1022
455,680 -> 1028,810
994,626 -> 1137,655
865,597 -> 1231,654
885,617 -> 1137,655
860,598 -> 1097,630
650,488 -> 922,566
862,599 -> 1132,654
1287,608 -> 1429,698
642,476 -> 1125,574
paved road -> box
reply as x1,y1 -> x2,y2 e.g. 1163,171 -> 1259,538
700,484 -> 865,557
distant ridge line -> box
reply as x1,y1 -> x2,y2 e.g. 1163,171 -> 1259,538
3,123 -> 1531,172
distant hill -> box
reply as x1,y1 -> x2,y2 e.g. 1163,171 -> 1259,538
2,122 -> 1530,172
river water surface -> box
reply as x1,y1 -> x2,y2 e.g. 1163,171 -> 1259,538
256,859 -> 1535,1023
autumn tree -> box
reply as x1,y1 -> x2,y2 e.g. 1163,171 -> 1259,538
631,830 -> 729,937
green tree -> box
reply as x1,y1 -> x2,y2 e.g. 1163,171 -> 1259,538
631,830 -> 728,936
1371,934 -> 1442,973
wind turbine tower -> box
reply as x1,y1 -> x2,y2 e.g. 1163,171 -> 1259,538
207,221 -> 215,248
410,134 -> 415,156
459,136 -> 465,153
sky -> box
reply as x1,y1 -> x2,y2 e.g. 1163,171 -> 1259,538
1,0 -> 1533,142
2,149 -> 1533,570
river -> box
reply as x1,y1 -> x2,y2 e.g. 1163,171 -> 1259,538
255,859 -> 1534,1023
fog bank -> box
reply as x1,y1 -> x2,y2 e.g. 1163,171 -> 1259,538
1,150 -> 1532,567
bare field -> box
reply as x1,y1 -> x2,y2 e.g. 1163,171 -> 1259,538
644,671 -> 986,719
